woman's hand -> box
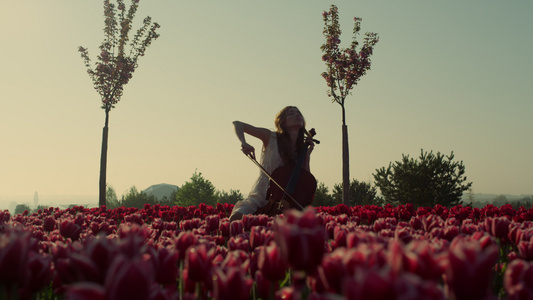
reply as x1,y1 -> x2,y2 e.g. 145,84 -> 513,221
307,139 -> 315,155
241,142 -> 256,159
229,212 -> 243,222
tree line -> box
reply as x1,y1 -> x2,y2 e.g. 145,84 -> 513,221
104,149 -> 477,210
14,149 -> 529,214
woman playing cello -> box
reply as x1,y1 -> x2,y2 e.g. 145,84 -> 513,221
229,106 -> 315,222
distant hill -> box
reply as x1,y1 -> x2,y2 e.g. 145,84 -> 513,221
143,183 -> 179,200
465,193 -> 532,203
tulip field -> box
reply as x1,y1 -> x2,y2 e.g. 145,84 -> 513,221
1,203 -> 533,300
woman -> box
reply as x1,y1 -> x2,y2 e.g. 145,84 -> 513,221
229,106 -> 314,222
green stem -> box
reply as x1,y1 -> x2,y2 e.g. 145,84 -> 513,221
268,280 -> 276,300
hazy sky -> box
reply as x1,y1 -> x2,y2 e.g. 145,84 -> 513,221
1,1 -> 532,209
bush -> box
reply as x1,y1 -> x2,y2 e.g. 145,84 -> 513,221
373,149 -> 472,208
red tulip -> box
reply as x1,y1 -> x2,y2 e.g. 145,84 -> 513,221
518,236 -> 533,261
59,219 -> 82,241
257,242 -> 288,282
444,236 -> 499,300
485,216 -> 511,242
64,282 -> 105,300
344,268 -> 395,300
242,214 -> 260,231
249,226 -> 273,249
402,240 -> 446,282
230,220 -> 244,237
25,252 -> 53,292
218,219 -> 230,237
104,254 -> 155,300
43,215 -> 56,232
184,244 -> 215,283
274,207 -> 326,273
422,214 -> 443,233
254,270 -> 277,300
0,229 -> 31,287
333,225 -> 348,247
83,235 -> 119,283
175,231 -> 198,261
220,249 -> 250,271
276,286 -> 301,300
152,246 -> 179,286
212,266 -> 252,300
205,215 -> 220,233
228,235 -> 250,252
504,259 -> 533,300
314,248 -> 348,294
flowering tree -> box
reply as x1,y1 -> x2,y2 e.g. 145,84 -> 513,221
321,5 -> 379,204
79,0 -> 160,206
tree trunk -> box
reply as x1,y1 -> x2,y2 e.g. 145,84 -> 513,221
341,104 -> 350,205
99,109 -> 110,207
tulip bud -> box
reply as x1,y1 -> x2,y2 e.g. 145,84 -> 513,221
184,244 -> 215,283
175,231 -> 197,261
230,220 -> 244,237
504,259 -> 533,299
212,266 -> 252,300
485,216 -> 511,243
518,237 -> 533,261
444,236 -> 499,300
257,242 -> 288,282
274,208 -> 326,273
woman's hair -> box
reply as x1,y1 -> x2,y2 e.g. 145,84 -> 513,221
274,106 -> 306,166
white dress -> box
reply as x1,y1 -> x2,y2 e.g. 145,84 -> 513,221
231,131 -> 283,215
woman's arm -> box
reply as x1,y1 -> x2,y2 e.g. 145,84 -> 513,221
233,121 -> 271,158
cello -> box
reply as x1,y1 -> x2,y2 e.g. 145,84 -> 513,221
251,128 -> 319,216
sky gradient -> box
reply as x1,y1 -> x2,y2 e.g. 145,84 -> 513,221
1,1 -> 532,209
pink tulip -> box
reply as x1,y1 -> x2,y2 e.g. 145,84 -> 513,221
504,259 -> 533,300
274,208 -> 326,273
